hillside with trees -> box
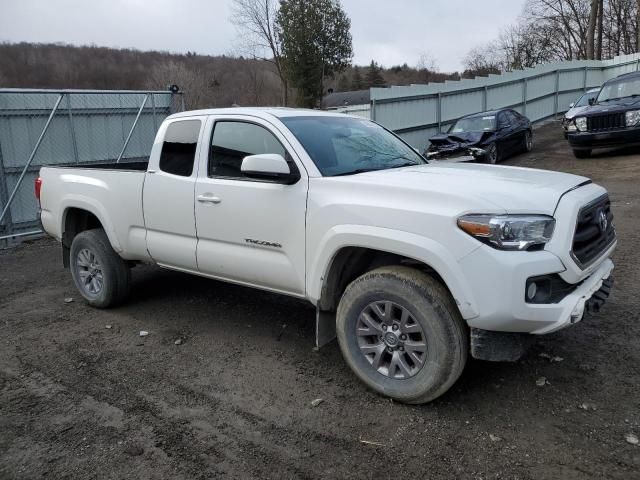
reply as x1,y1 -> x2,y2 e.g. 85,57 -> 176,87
0,42 -> 458,108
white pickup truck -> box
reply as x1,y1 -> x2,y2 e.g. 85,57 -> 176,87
38,108 -> 616,403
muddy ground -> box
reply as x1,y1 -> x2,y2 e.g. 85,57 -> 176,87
1,122 -> 639,479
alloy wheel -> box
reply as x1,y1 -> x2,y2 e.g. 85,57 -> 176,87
356,300 -> 428,379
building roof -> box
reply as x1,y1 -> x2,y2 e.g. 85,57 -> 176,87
321,90 -> 370,109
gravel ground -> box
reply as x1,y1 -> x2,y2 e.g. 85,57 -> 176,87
1,122 -> 639,479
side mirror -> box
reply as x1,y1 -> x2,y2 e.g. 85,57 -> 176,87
241,153 -> 299,184
569,102 -> 575,108
588,97 -> 596,106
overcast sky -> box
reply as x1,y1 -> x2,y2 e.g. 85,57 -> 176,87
0,0 -> 526,72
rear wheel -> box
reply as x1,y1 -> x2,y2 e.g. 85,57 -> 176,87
573,149 -> 591,158
70,228 -> 130,308
336,266 -> 468,404
524,130 -> 533,152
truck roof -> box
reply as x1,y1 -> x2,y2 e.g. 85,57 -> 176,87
168,107 -> 351,121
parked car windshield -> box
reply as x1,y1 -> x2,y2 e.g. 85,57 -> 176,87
597,77 -> 640,102
574,90 -> 599,107
450,115 -> 496,133
280,116 -> 426,176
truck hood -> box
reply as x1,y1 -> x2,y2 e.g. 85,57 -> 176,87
582,96 -> 640,115
333,163 -> 590,215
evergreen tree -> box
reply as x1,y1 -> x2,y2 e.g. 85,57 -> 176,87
350,66 -> 364,90
276,0 -> 353,108
337,73 -> 350,91
365,60 -> 386,88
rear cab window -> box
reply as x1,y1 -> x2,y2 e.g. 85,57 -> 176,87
159,119 -> 202,177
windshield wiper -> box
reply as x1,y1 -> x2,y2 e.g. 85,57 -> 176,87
332,168 -> 383,177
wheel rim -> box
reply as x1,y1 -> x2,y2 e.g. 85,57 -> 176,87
486,144 -> 497,163
76,248 -> 104,295
356,300 -> 428,380
526,132 -> 533,150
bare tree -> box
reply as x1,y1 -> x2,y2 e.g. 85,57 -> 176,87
637,0 -> 640,50
230,0 -> 288,105
587,0 -> 600,58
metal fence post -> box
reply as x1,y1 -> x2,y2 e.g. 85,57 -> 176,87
0,139 -> 14,245
116,93 -> 149,163
436,92 -> 442,132
583,65 -> 588,91
483,86 -> 488,111
66,93 -> 79,163
522,78 -> 527,116
150,93 -> 158,131
554,70 -> 560,117
371,98 -> 376,122
0,93 -> 64,226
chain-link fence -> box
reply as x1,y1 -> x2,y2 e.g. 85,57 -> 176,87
0,89 -> 184,247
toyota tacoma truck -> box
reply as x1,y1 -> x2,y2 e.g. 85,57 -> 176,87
567,71 -> 640,157
37,108 -> 616,404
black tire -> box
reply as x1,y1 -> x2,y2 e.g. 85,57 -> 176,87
523,130 -> 533,152
485,142 -> 499,164
336,266 -> 468,404
573,149 -> 591,158
69,228 -> 131,308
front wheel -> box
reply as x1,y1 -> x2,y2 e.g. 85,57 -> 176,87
70,228 -> 131,308
336,266 -> 468,404
484,143 -> 499,164
573,149 -> 591,158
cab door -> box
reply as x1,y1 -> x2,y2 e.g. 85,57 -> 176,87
143,117 -> 204,270
193,116 -> 308,296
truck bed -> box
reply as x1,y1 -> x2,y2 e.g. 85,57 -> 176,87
47,160 -> 149,171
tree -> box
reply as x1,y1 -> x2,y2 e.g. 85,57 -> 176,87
587,0 -> 600,58
351,66 -> 364,90
365,60 -> 386,88
276,0 -> 353,108
337,73 -> 350,91
230,0 -> 289,105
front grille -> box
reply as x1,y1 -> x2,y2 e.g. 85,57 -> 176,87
572,195 -> 616,268
587,113 -> 626,131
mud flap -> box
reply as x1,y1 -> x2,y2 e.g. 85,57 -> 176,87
316,309 -> 336,349
470,328 -> 533,362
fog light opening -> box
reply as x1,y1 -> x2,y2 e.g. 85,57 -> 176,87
527,282 -> 537,301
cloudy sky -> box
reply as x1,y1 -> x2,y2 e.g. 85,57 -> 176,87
0,0 -> 526,72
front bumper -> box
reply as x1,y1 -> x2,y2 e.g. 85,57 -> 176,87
425,148 -> 485,162
568,127 -> 640,150
458,244 -> 614,335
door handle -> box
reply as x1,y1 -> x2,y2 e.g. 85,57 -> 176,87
197,194 -> 222,204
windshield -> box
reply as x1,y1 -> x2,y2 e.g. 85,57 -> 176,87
575,90 -> 599,107
450,115 -> 495,133
280,116 -> 425,176
597,77 -> 640,102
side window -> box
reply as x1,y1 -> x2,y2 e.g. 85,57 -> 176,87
497,112 -> 509,128
159,119 -> 201,177
209,121 -> 287,179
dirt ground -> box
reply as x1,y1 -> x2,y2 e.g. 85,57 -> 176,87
1,121 -> 639,480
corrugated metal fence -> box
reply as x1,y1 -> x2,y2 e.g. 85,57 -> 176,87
371,52 -> 640,151
0,89 -> 183,246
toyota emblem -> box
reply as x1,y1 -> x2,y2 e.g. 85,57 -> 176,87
598,209 -> 608,232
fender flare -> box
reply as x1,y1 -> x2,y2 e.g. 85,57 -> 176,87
60,195 -> 122,252
308,225 -> 479,320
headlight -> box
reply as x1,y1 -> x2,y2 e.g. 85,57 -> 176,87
468,147 -> 485,157
574,117 -> 587,132
457,214 -> 555,251
625,110 -> 640,127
